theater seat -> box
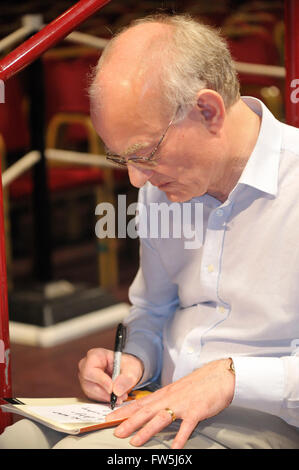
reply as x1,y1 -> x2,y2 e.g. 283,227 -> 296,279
43,48 -> 100,147
223,23 -> 284,120
35,47 -> 124,287
0,75 -> 30,155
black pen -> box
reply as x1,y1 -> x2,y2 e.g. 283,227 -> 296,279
110,323 -> 127,410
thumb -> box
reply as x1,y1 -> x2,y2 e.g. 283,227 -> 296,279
113,373 -> 137,397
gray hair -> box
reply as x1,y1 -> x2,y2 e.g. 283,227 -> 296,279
89,14 -> 240,119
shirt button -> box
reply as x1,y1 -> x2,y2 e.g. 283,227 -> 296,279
187,347 -> 194,354
207,264 -> 214,273
218,306 -> 227,314
216,209 -> 224,217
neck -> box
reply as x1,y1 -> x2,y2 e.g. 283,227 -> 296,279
208,99 -> 261,202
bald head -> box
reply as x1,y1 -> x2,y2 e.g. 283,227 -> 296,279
99,21 -> 172,75
89,14 -> 240,156
89,21 -> 176,156
91,22 -> 173,126
90,14 -> 239,117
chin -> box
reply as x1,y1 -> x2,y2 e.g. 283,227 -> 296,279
165,191 -> 193,203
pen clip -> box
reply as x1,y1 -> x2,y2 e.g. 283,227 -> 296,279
114,324 -> 127,352
121,326 -> 126,349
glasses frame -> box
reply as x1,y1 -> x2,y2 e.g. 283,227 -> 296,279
105,106 -> 179,168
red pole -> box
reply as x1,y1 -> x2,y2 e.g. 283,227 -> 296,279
0,154 -> 12,434
285,0 -> 299,127
0,0 -> 111,81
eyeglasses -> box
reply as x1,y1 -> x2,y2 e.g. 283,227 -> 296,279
105,106 -> 179,169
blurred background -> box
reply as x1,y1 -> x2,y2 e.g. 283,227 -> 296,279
0,0 -> 287,400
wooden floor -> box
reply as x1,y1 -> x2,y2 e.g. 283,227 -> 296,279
8,238 -> 139,405
10,326 -> 117,399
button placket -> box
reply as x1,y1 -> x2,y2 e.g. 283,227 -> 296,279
200,207 -> 228,300
173,203 -> 232,383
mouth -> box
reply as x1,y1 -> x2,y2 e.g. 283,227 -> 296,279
156,182 -> 172,190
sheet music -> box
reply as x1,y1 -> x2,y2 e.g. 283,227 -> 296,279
27,402 -> 126,424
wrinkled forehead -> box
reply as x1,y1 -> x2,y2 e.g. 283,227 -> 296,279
90,72 -> 169,150
91,63 -> 163,117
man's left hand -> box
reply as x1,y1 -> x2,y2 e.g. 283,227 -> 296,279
107,358 -> 235,449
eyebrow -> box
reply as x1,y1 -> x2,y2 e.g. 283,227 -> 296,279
106,141 -> 152,157
124,141 -> 151,156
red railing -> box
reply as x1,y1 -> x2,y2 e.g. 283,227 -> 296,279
0,0 -> 111,81
0,153 -> 11,432
285,0 -> 299,128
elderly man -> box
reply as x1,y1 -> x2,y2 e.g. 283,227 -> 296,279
1,14 -> 299,449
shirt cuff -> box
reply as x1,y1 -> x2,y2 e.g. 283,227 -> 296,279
231,356 -> 285,416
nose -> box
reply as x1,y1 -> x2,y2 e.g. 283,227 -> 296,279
127,165 -> 154,188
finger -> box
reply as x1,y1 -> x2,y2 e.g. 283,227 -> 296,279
79,353 -> 114,394
113,373 -> 139,397
107,392 -> 152,421
79,378 -> 111,402
81,366 -> 113,394
110,354 -> 144,399
129,409 -> 174,447
115,392 -> 129,406
171,419 -> 198,449
79,349 -> 115,377
108,388 -> 167,422
80,377 -> 128,405
114,404 -> 155,438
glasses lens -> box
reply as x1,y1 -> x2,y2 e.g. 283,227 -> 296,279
106,155 -> 127,167
128,157 -> 158,169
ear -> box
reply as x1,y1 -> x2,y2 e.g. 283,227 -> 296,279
196,90 -> 225,134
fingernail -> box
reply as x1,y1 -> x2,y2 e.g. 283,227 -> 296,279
114,426 -> 125,438
113,387 -> 123,397
130,435 -> 141,446
172,441 -> 181,449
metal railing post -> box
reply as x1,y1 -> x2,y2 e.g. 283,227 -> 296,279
0,154 -> 12,434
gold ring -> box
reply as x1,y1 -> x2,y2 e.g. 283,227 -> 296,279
165,408 -> 176,422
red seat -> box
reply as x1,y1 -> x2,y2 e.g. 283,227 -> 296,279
9,166 -> 105,200
0,75 -> 30,153
43,51 -> 100,144
227,28 -> 280,87
8,50 -> 126,203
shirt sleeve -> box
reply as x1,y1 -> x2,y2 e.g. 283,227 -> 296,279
231,355 -> 299,428
122,187 -> 179,388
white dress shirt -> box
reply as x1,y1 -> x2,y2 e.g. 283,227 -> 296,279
123,97 -> 299,428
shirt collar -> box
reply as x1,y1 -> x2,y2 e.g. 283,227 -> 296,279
235,96 -> 282,198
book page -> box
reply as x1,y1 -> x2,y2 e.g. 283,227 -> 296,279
27,402 -> 127,424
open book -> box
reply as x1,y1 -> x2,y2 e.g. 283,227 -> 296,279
0,397 -> 132,435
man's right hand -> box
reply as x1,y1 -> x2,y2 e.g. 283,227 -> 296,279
78,348 -> 144,404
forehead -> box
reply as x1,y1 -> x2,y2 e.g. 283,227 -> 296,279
90,52 -> 172,155
91,92 -> 168,156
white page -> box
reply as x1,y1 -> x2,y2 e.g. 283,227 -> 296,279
27,402 -> 127,424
